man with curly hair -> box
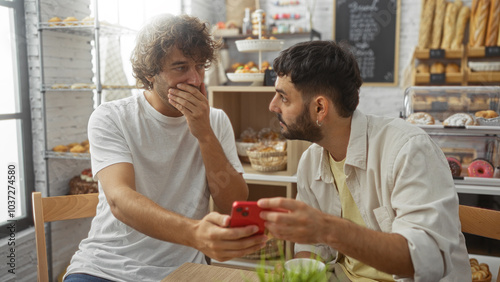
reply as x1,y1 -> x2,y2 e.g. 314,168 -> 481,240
64,14 -> 266,282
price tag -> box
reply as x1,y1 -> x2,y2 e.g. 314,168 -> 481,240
431,101 -> 448,111
264,69 -> 277,86
430,73 -> 446,84
485,46 -> 500,57
429,49 -> 445,59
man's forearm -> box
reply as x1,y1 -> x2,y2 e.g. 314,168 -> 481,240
106,186 -> 197,246
198,132 -> 248,214
322,215 -> 414,276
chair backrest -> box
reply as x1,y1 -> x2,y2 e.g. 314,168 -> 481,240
32,191 -> 99,282
459,205 -> 500,282
459,205 -> 500,241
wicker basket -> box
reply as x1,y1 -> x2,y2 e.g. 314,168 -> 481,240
242,238 -> 283,259
246,149 -> 287,172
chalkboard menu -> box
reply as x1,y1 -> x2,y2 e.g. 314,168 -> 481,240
333,0 -> 400,86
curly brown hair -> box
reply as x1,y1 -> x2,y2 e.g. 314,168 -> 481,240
131,14 -> 222,90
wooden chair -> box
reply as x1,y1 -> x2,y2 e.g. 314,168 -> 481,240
32,192 -> 99,282
459,205 -> 500,282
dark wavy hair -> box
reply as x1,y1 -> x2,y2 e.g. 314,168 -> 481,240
131,14 -> 222,90
273,40 -> 362,117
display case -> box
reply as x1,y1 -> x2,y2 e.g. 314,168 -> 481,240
403,86 -> 500,193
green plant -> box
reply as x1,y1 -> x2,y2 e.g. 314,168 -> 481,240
246,242 -> 328,282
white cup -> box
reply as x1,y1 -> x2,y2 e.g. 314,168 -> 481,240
284,258 -> 326,281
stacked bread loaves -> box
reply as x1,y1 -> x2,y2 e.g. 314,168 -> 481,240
419,0 -> 471,50
469,0 -> 500,47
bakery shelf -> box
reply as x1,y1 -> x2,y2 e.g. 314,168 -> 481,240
417,125 -> 500,136
455,182 -> 500,196
45,151 -> 91,160
208,86 -> 310,176
235,39 -> 284,53
38,22 -> 136,37
414,47 -> 464,59
413,72 -> 464,85
467,46 -> 500,58
466,69 -> 500,84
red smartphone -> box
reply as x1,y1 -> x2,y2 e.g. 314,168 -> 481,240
229,201 -> 268,234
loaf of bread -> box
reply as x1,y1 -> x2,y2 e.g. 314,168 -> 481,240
472,0 -> 491,47
469,0 -> 480,46
416,63 -> 430,73
486,0 -> 500,46
431,62 -> 445,73
431,0 -> 448,49
419,0 -> 436,49
441,3 -> 460,49
446,63 -> 460,73
451,6 -> 471,49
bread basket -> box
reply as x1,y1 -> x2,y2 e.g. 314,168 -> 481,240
246,145 -> 287,172
235,140 -> 258,163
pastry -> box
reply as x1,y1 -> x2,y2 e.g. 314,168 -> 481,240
81,16 -> 95,26
451,6 -> 471,49
430,62 -> 445,73
416,63 -> 429,73
69,169 -> 98,195
468,159 -> 494,178
70,144 -> 87,153
48,16 -> 62,27
475,110 -> 499,118
443,113 -> 476,126
446,63 -> 460,73
472,0 -> 490,47
441,3 -> 459,49
447,157 -> 462,177
63,16 -> 79,26
486,0 -> 500,46
431,0 -> 447,49
52,144 -> 69,152
418,0 -> 436,49
406,112 -> 435,125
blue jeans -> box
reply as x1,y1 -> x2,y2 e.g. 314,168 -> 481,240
64,273 -> 114,282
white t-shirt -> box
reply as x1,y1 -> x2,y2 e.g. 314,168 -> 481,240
65,93 -> 243,281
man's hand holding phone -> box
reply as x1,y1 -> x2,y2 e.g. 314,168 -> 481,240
229,201 -> 287,235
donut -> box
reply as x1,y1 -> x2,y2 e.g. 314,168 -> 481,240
468,159 -> 494,178
443,113 -> 476,126
406,112 -> 435,125
446,157 -> 462,177
475,110 -> 499,119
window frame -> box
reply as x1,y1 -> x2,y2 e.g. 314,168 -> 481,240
0,0 -> 35,238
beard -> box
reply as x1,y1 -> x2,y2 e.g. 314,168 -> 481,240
277,106 -> 323,143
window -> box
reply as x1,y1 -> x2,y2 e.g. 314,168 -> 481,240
0,0 -> 35,237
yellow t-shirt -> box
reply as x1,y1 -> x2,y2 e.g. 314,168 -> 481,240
329,154 -> 393,282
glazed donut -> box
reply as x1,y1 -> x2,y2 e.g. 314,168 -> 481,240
446,157 -> 462,177
468,159 -> 494,178
406,112 -> 435,125
475,110 -> 499,119
443,113 -> 476,126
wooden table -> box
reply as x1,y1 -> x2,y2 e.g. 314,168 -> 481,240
161,262 -> 263,282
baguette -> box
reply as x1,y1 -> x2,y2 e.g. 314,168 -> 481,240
451,6 -> 471,49
431,0 -> 448,49
469,0 -> 480,46
418,0 -> 436,49
486,0 -> 500,46
441,3 -> 460,49
498,19 -> 500,45
472,0 -> 491,47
